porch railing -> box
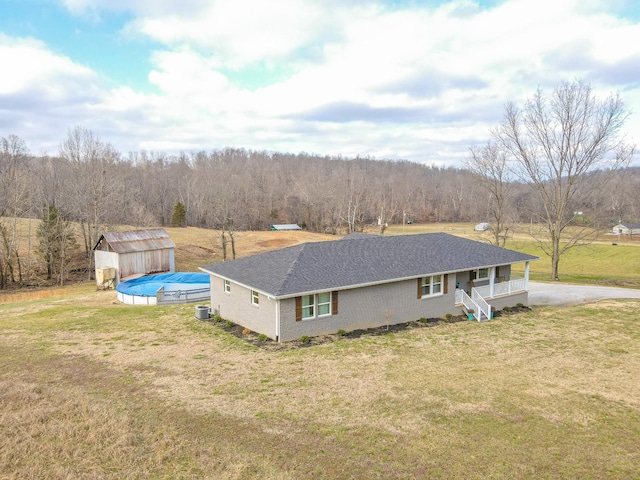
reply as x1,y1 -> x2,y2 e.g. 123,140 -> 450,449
472,277 -> 527,300
471,289 -> 492,321
456,288 -> 491,321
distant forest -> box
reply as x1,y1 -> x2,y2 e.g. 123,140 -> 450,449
1,131 -> 640,287
4,139 -> 639,232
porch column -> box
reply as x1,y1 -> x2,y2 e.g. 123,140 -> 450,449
489,266 -> 495,298
524,262 -> 530,290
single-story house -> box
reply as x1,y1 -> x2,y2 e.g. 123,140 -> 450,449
200,233 -> 538,342
612,223 -> 640,235
270,224 -> 302,231
94,229 -> 176,286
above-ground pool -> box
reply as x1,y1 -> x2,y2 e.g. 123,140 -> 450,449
116,272 -> 210,305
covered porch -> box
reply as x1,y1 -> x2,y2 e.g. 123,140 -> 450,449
455,261 -> 532,321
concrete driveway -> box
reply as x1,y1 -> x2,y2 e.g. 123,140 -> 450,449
527,281 -> 640,307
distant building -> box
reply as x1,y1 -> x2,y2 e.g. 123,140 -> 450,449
612,223 -> 640,235
270,224 -> 302,231
474,222 -> 489,231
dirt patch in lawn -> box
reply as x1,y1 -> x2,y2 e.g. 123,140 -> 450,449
257,238 -> 298,249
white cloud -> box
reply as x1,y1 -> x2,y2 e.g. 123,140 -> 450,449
127,0 -> 345,69
3,1 -> 640,164
61,0 -> 210,17
0,34 -> 99,97
0,34 -> 107,152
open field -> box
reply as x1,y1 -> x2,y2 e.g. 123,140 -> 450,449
2,222 -> 640,478
381,222 -> 640,286
165,226 -> 335,272
3,217 -> 639,289
1,285 -> 640,479
2,220 -> 639,307
157,222 -> 640,286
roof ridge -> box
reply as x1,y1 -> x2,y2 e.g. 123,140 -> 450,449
275,243 -> 308,296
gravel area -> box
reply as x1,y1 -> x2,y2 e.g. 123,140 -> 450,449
528,281 -> 640,306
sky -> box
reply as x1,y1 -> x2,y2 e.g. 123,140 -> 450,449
1,0 -> 639,166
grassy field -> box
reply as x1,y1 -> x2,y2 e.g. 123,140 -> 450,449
169,221 -> 640,286
382,222 -> 640,286
3,217 -> 638,287
1,222 -> 639,478
1,286 -> 639,479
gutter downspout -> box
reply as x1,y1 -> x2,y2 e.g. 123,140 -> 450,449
275,299 -> 280,342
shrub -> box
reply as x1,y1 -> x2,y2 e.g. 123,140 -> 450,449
212,315 -> 222,323
225,320 -> 234,328
257,334 -> 269,342
516,303 -> 524,308
418,317 -> 428,323
301,335 -> 311,344
503,306 -> 512,312
337,329 -> 347,336
242,328 -> 251,335
445,313 -> 453,320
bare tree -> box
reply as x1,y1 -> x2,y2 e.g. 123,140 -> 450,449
467,141 -> 514,246
59,126 -> 120,278
36,206 -> 78,285
495,80 -> 635,280
0,135 -> 30,287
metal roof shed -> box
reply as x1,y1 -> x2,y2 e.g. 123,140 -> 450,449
93,229 -> 176,286
270,224 -> 302,231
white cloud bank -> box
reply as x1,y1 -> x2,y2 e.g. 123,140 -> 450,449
2,0 -> 640,164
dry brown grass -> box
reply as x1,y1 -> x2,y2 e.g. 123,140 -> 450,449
2,220 -> 640,478
0,224 -> 335,303
165,227 -> 336,272
1,284 -> 639,479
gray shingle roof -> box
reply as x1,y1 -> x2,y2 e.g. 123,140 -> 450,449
200,233 -> 538,298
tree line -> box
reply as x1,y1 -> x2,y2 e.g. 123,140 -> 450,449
1,81 -> 638,288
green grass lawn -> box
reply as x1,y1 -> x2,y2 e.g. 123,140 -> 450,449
383,222 -> 640,286
1,287 -> 639,479
508,240 -> 640,285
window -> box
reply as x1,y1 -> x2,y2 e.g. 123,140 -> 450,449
251,290 -> 259,305
432,275 -> 442,294
296,292 -> 336,321
477,268 -> 489,279
301,295 -> 314,319
317,292 -> 331,316
224,280 -> 230,293
420,275 -> 444,297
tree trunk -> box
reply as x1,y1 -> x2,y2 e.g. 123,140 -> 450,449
221,231 -> 227,261
551,234 -> 560,281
